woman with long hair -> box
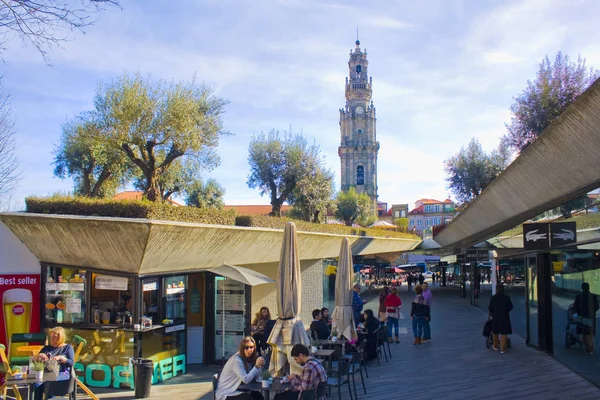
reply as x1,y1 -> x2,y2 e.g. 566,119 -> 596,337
215,336 -> 265,400
360,309 -> 380,361
33,327 -> 75,400
251,307 -> 271,352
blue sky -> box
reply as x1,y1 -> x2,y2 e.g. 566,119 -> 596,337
2,0 -> 600,210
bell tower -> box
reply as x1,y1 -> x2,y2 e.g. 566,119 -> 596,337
338,39 -> 379,204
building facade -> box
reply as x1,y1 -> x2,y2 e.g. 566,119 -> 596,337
408,198 -> 456,236
338,39 -> 379,205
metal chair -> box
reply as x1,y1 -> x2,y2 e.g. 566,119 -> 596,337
71,335 -> 99,400
326,358 -> 353,400
42,369 -> 77,400
8,333 -> 47,366
0,343 -> 23,400
299,388 -> 316,400
315,381 -> 327,400
358,340 -> 368,378
376,328 -> 389,363
349,350 -> 366,397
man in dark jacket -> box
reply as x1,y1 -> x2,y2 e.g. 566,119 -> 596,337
488,283 -> 513,353
573,282 -> 599,354
309,309 -> 330,340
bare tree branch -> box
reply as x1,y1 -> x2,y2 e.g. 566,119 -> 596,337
0,0 -> 121,64
0,78 -> 20,197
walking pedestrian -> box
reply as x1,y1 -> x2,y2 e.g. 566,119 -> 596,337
488,283 -> 513,353
422,282 -> 433,343
384,287 -> 402,343
407,274 -> 413,292
410,284 -> 430,345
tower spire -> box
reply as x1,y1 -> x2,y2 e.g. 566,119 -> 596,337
356,26 -> 360,46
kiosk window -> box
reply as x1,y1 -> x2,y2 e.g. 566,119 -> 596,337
142,278 -> 161,325
164,276 -> 187,321
44,266 -> 86,324
90,273 -> 133,325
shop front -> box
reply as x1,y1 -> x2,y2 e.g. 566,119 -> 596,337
42,264 -> 195,389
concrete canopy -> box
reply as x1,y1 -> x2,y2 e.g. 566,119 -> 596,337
0,213 -> 421,275
435,79 -> 600,251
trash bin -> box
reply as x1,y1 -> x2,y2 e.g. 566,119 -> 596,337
132,358 -> 153,398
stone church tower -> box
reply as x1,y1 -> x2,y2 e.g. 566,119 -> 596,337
338,39 -> 379,204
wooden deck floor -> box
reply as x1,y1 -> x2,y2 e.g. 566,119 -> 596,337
58,285 -> 600,399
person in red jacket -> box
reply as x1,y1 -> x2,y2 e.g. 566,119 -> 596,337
384,287 -> 403,343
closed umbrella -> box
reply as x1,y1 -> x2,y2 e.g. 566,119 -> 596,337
267,222 -> 310,376
331,238 -> 358,342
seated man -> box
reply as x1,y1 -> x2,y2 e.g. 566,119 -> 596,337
309,309 -> 330,340
274,344 -> 327,400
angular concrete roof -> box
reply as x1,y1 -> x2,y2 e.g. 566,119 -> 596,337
435,79 -> 600,251
0,213 -> 421,276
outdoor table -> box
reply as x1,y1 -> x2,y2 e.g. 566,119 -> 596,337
314,349 -> 336,373
16,345 -> 44,356
239,377 -> 290,400
5,371 -> 59,400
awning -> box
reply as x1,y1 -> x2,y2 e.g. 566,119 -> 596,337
203,264 -> 275,286
0,213 -> 422,275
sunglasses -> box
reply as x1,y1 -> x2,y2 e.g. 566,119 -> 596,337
244,346 -> 255,350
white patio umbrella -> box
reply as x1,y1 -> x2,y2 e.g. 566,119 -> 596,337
267,222 -> 310,376
331,238 -> 358,342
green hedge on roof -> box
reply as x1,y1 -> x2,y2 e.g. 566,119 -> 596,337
24,196 -> 419,240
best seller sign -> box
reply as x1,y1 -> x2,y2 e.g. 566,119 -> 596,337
0,274 -> 41,357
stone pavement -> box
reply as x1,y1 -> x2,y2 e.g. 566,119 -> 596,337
77,285 -> 600,399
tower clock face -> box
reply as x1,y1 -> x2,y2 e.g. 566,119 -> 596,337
355,106 -> 364,115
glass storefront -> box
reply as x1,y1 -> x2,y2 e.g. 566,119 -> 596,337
42,265 -> 191,389
551,250 -> 600,387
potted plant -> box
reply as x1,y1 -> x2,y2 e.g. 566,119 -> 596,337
259,370 -> 272,388
331,329 -> 338,342
32,361 -> 45,381
310,340 -> 319,354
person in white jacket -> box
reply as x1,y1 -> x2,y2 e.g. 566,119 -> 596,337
215,337 -> 266,400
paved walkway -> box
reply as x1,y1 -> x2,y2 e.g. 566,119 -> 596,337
77,285 -> 600,399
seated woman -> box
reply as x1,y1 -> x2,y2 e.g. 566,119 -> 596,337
215,337 -> 265,400
358,309 -> 380,361
33,327 -> 75,400
251,307 -> 271,351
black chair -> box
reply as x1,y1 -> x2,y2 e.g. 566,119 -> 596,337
358,340 -> 368,378
349,350 -> 367,397
315,381 -> 327,400
327,358 -> 353,400
42,370 -> 77,400
299,388 -> 316,400
212,373 -> 219,400
376,328 -> 389,363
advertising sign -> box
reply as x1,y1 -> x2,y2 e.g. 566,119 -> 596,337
550,222 -> 577,247
523,223 -> 550,251
0,274 -> 41,357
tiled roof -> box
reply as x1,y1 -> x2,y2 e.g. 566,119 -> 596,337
223,205 -> 291,215
113,191 -> 184,206
408,205 -> 424,215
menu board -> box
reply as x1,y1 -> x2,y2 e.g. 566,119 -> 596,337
215,279 -> 246,359
95,275 -> 128,290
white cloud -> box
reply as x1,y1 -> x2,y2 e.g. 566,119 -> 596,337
4,0 -> 600,210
